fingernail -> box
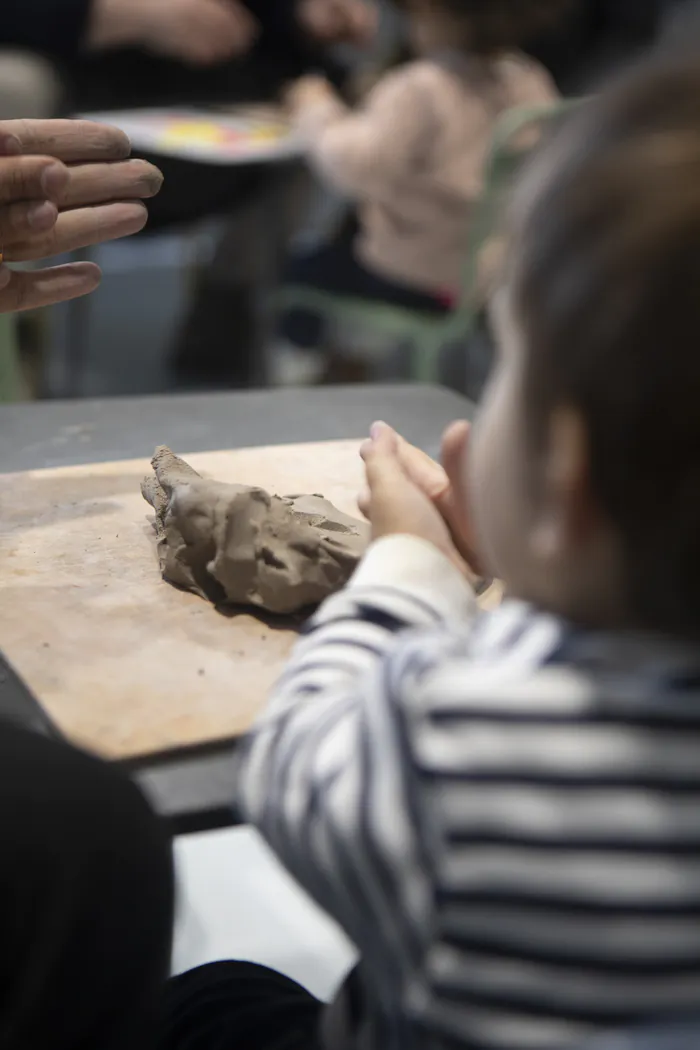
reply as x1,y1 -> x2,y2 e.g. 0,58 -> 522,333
41,162 -> 67,197
0,134 -> 22,156
146,169 -> 164,194
27,200 -> 56,230
370,421 -> 386,440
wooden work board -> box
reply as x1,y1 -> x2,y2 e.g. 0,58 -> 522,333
0,441 -> 365,761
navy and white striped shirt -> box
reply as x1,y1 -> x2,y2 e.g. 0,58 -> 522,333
238,535 -> 700,1050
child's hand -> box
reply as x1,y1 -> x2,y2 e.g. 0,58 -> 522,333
392,422 -> 483,575
284,76 -> 337,115
359,423 -> 477,581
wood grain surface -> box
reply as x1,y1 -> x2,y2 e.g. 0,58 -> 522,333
0,441 -> 365,760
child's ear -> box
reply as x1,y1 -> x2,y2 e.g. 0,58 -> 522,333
530,406 -> 595,560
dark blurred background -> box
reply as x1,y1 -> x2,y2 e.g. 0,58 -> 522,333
0,0 -> 696,402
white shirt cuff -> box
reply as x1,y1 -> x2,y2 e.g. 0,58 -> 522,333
349,535 -> 477,622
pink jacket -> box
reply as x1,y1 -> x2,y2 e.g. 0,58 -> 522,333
293,52 -> 557,296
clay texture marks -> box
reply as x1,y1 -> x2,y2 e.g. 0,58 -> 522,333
141,446 -> 369,615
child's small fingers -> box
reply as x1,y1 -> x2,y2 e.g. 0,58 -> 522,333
369,420 -> 398,450
359,437 -> 373,462
397,438 -> 448,499
360,421 -> 396,464
441,421 -> 470,494
369,419 -> 391,440
362,433 -> 406,498
357,487 -> 371,518
441,420 -> 470,464
440,420 -> 482,567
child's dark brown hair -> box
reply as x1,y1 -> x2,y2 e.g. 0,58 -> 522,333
510,52 -> 700,637
396,0 -> 572,54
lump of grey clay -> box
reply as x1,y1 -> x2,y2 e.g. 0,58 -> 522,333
141,446 -> 369,615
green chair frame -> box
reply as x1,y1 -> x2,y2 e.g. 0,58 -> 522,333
0,314 -> 23,403
275,100 -> 575,383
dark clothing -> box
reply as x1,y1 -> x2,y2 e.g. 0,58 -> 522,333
0,0 -> 92,58
160,961 -> 323,1050
0,0 -> 309,66
0,719 -> 174,1050
281,213 -> 450,350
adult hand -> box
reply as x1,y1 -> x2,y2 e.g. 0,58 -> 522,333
88,0 -> 259,66
359,422 -> 476,581
297,0 -> 377,46
0,120 -> 162,313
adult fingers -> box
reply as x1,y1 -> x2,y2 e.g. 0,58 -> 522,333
58,160 -> 163,209
5,201 -> 148,261
0,119 -> 131,163
0,199 -> 58,245
0,261 -> 101,313
0,131 -> 22,157
0,156 -> 68,206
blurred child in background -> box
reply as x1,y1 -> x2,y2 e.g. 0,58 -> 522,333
277,0 -> 568,380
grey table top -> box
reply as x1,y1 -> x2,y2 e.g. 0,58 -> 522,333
0,384 -> 472,473
0,384 -> 474,832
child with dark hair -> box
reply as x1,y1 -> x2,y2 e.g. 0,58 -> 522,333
275,0 -> 565,375
223,50 -> 700,1050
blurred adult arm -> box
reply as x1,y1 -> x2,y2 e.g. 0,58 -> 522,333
0,0 -> 260,66
1,0 -> 374,72
86,0 -> 259,67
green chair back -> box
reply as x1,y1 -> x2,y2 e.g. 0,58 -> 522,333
0,314 -> 23,403
459,98 -> 582,310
